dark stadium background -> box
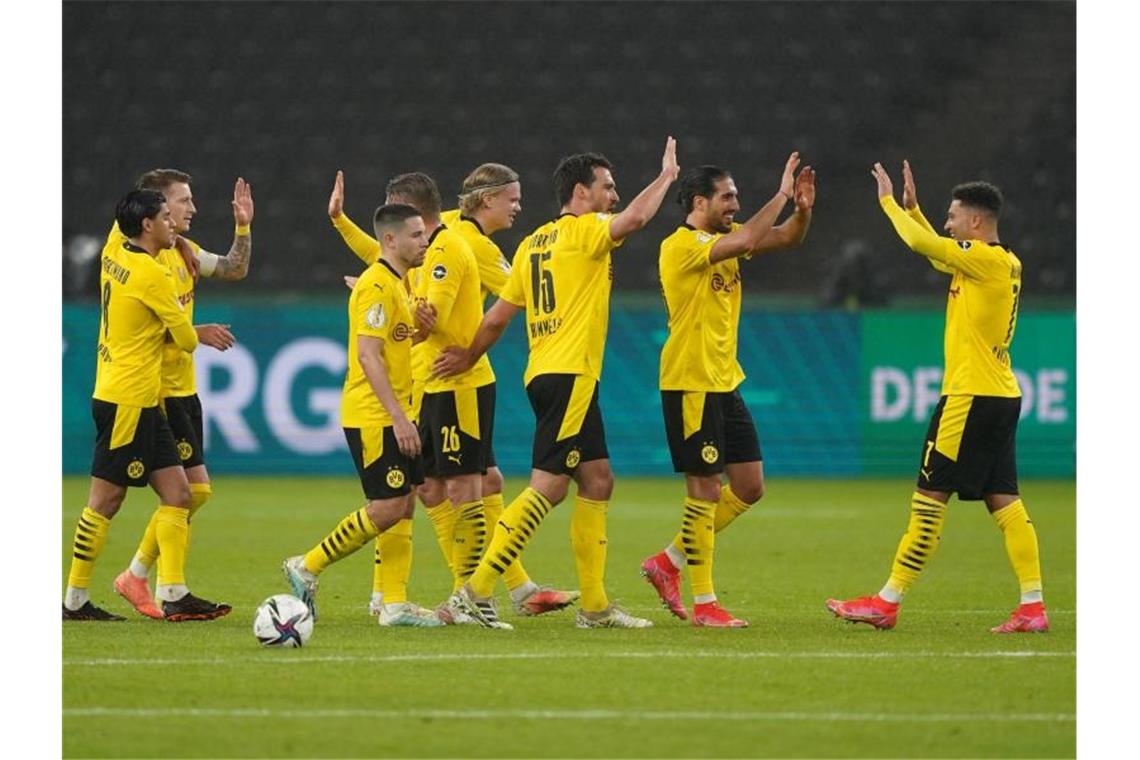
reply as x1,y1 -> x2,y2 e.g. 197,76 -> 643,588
62,0 -> 1074,301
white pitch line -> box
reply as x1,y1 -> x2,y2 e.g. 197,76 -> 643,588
64,650 -> 1075,667
63,706 -> 1075,723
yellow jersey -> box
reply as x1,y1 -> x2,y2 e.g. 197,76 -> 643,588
658,223 -> 746,392
881,197 -> 1022,397
499,212 -> 623,385
439,209 -> 512,297
412,225 -> 495,393
106,223 -> 200,397
341,259 -> 418,428
93,237 -> 198,407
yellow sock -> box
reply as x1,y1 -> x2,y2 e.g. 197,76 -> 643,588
992,499 -> 1043,597
372,537 -> 384,596
302,507 -> 380,575
379,518 -> 413,604
670,485 -> 752,554
146,484 -> 212,580
188,483 -> 212,521
67,507 -> 111,590
154,506 -> 190,586
570,495 -> 609,612
680,497 -> 717,599
133,508 -> 161,571
485,492 -> 532,591
453,500 -> 487,585
469,488 -> 553,598
424,499 -> 456,583
885,492 -> 947,597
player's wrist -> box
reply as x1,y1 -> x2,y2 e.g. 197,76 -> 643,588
235,223 -> 251,236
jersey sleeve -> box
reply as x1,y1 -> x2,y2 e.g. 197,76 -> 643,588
424,239 -> 469,325
331,213 -> 381,266
580,213 -> 623,259
663,230 -> 715,273
472,238 -> 511,296
905,206 -> 953,274
355,279 -> 394,342
880,196 -> 1004,280
141,266 -> 198,351
498,243 -> 528,307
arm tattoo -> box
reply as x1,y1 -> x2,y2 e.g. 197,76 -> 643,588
214,234 -> 252,280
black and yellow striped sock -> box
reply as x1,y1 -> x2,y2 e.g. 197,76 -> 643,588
302,507 -> 380,575
885,492 -> 947,597
680,498 -> 717,599
570,496 -> 610,612
485,493 -> 532,592
453,500 -> 487,585
469,488 -> 553,598
378,518 -> 413,604
992,499 -> 1043,600
424,499 -> 457,586
66,507 -> 111,592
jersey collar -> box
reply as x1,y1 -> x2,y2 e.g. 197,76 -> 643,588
123,241 -> 149,254
377,258 -> 403,280
427,224 -> 447,245
459,214 -> 486,235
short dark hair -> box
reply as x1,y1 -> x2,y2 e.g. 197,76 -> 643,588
385,172 -> 441,216
373,202 -> 422,235
553,152 -> 612,207
952,181 -> 1003,218
135,168 -> 192,193
116,189 -> 167,238
677,165 -> 731,213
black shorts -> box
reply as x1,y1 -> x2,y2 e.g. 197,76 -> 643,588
162,394 -> 205,469
344,426 -> 425,501
419,384 -> 497,478
90,399 -> 182,487
917,395 -> 1020,501
526,374 -> 608,475
661,389 -> 763,475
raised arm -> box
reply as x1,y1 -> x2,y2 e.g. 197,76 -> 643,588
432,298 -> 521,378
708,153 -> 803,264
607,136 -> 681,242
328,170 -> 381,265
357,334 -> 420,456
201,177 -> 254,280
900,160 -> 951,273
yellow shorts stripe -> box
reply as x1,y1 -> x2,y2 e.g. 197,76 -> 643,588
361,426 -> 385,469
556,376 -> 596,442
682,392 -> 707,440
109,405 -> 143,450
934,396 -> 973,463
455,388 -> 481,441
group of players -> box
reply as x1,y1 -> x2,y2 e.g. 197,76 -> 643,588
64,137 -> 1048,634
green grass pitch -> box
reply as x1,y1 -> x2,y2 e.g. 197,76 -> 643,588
62,476 -> 1075,758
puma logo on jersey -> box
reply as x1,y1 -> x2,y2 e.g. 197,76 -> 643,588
921,468 -> 932,480
948,287 -> 960,298
447,454 -> 462,465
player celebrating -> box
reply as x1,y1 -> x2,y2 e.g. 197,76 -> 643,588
826,161 -> 1047,633
641,155 -> 815,626
434,137 -> 681,629
282,204 -> 439,626
328,168 -> 577,622
63,190 -> 230,621
110,169 -> 253,619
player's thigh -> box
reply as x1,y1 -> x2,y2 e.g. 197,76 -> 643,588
420,387 -> 492,480
660,390 -> 727,476
527,374 -> 607,477
343,426 -> 425,505
90,400 -> 182,494
573,457 -> 614,501
162,394 -> 206,471
150,465 -> 191,508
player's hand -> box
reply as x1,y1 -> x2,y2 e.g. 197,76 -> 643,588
413,301 -> 437,339
901,159 -> 918,210
779,152 -> 801,201
432,346 -> 472,378
196,323 -> 236,351
343,275 -> 358,290
173,235 -> 200,281
233,177 -> 254,227
393,416 -> 421,457
794,166 -> 816,211
871,162 -> 894,200
328,170 -> 345,219
660,136 -> 680,182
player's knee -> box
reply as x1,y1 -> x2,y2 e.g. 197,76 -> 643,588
735,479 -> 764,505
167,482 -> 192,509
482,467 -> 504,496
580,470 -> 614,501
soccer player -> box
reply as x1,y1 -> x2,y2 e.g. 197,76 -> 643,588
63,190 -> 230,621
282,203 -> 441,627
110,169 -> 254,619
328,168 -> 577,622
826,161 -> 1047,633
641,155 -> 816,627
434,137 -> 681,629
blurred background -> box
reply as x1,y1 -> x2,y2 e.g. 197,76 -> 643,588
62,0 -> 1075,478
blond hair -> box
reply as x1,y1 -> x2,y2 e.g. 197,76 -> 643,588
458,163 -> 519,215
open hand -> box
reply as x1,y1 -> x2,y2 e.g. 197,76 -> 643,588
393,416 -> 421,457
779,152 -> 801,200
871,162 -> 894,200
794,165 -> 816,211
328,170 -> 345,219
432,346 -> 471,378
233,177 -> 254,227
196,323 -> 235,351
661,136 -> 680,182
901,159 -> 918,210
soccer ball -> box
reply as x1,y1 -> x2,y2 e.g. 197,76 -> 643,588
253,594 -> 313,648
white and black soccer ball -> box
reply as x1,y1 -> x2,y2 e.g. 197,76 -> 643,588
253,594 -> 313,648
